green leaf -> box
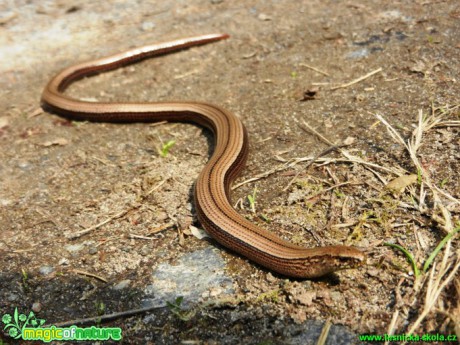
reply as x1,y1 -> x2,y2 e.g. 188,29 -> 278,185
160,140 -> 176,157
175,296 -> 184,306
259,214 -> 271,223
384,243 -> 420,278
13,308 -> 19,326
416,168 -> 422,184
440,178 -> 448,188
423,226 -> 460,272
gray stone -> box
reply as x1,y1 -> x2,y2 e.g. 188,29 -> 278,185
142,247 -> 233,308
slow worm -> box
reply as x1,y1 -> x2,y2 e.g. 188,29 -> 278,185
41,33 -> 365,278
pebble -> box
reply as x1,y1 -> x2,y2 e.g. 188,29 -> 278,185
141,21 -> 155,31
346,48 -> 369,59
58,258 -> 69,266
0,198 -> 13,206
7,293 -> 19,302
265,273 -> 277,283
65,243 -> 84,252
39,265 -> 55,276
331,291 -> 342,303
140,245 -> 150,256
113,279 -> 131,290
0,116 -> 8,128
258,13 -> 272,21
142,247 -> 233,308
17,161 -> 31,170
32,302 -> 42,312
295,291 -> 316,306
88,246 -> 98,255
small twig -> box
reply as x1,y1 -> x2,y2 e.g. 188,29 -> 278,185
311,82 -> 331,86
330,67 -> 383,90
174,69 -> 199,79
148,120 -> 168,127
306,181 -> 360,201
232,162 -> 292,189
12,248 -> 36,253
435,120 -> 460,127
283,145 -> 342,191
92,156 -> 115,167
73,269 -> 108,283
27,108 -> 43,118
299,63 -> 330,76
362,166 -> 388,185
147,221 -> 175,235
385,311 -> 399,345
51,305 -> 164,327
129,233 -> 154,240
145,178 -> 168,197
300,121 -> 404,176
316,319 -> 332,345
69,208 -> 133,239
331,221 -> 358,229
298,122 -> 335,146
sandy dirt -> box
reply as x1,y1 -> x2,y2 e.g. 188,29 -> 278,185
1,0 -> 459,344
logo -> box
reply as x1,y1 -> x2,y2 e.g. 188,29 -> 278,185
2,308 -> 45,339
2,308 -> 122,342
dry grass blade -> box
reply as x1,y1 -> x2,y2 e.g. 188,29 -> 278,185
375,111 -> 460,210
69,208 -> 132,239
373,114 -> 408,150
435,120 -> 460,127
299,62 -> 330,76
385,310 -> 399,345
52,305 -> 164,327
73,269 -> 108,283
375,108 -> 460,338
330,67 -> 382,90
301,121 -> 405,176
316,320 -> 332,345
407,257 -> 460,335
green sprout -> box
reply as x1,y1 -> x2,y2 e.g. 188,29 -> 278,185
256,289 -> 280,303
95,301 -> 106,316
440,178 -> 449,188
159,140 -> 176,157
21,269 -> 29,290
423,225 -> 460,272
247,187 -> 257,213
385,225 -> 460,278
384,243 -> 420,278
166,296 -> 194,321
258,214 -> 271,223
416,168 -> 423,185
334,189 -> 345,198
